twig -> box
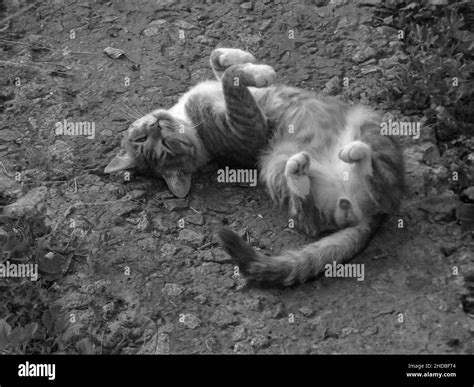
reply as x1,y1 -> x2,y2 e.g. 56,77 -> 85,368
0,38 -> 98,55
0,2 -> 38,26
0,59 -> 74,76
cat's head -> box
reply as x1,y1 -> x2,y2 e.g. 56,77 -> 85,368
104,110 -> 201,198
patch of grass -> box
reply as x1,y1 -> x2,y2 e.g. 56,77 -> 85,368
377,0 -> 474,142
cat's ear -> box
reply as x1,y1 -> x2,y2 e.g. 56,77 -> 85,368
104,150 -> 135,173
162,171 -> 191,198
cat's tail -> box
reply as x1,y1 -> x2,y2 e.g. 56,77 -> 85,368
217,215 -> 385,286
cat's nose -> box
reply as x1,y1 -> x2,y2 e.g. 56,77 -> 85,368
338,198 -> 352,210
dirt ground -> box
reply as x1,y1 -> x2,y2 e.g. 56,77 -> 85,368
0,0 -> 473,354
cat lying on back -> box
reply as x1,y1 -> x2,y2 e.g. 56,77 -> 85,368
105,48 -> 405,286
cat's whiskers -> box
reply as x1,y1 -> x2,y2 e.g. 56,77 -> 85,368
120,103 -> 141,120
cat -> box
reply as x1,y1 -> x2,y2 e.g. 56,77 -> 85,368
105,48 -> 406,286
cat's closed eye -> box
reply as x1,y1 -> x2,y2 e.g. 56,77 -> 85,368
131,135 -> 147,143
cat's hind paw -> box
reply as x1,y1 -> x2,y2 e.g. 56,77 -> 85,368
240,64 -> 276,88
285,151 -> 311,176
285,151 -> 311,198
338,141 -> 371,163
338,141 -> 372,176
210,48 -> 257,79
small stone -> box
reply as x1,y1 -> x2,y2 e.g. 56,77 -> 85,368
273,302 -> 286,319
135,211 -> 150,231
174,20 -> 197,30
160,243 -> 177,256
240,1 -> 253,10
125,190 -> 146,200
162,283 -> 185,297
323,76 -> 341,95
352,46 -> 377,63
362,326 -> 378,337
440,243 -> 458,257
181,314 -> 201,329
178,229 -> 205,247
156,333 -> 170,354
210,308 -> 239,328
148,19 -> 167,26
142,27 -> 159,36
358,0 -> 381,4
331,0 -> 348,6
244,298 -> 262,312
421,143 -> 440,164
207,202 -> 235,214
194,294 -> 207,304
237,33 -> 262,47
158,322 -> 175,334
259,19 -> 272,32
250,334 -> 270,349
299,306 -> 314,317
163,199 -> 187,212
341,327 -> 359,337
0,129 -> 19,141
185,213 -> 204,225
231,325 -> 247,342
196,35 -> 214,45
233,342 -> 253,354
3,186 -> 47,217
460,187 -> 474,203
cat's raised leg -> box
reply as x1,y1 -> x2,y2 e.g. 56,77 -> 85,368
210,48 -> 257,81
284,151 -> 311,199
284,151 -> 321,237
220,63 -> 276,151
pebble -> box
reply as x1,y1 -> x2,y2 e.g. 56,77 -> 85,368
142,27 -> 159,37
341,327 -> 359,337
160,243 -> 177,256
259,19 -> 272,32
163,199 -> 187,212
3,186 -> 47,217
174,20 -> 197,30
178,229 -> 205,247
299,306 -> 314,317
185,213 -> 204,225
273,302 -> 287,319
240,1 -> 253,10
323,76 -> 341,95
362,326 -> 378,337
231,325 -> 247,342
233,342 -> 253,354
162,283 -> 185,297
210,308 -> 239,328
250,334 -> 270,349
352,46 -> 377,63
194,294 -> 207,304
181,314 -> 201,329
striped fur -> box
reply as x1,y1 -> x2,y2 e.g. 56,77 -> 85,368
105,48 -> 406,286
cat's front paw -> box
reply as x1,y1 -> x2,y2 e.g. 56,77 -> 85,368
338,141 -> 371,163
240,64 -> 276,87
285,151 -> 311,198
211,48 -> 257,73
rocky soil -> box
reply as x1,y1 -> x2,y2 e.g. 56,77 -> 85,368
0,0 -> 472,354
